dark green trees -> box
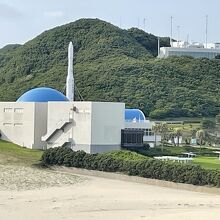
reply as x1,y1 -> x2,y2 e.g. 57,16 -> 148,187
0,19 -> 219,119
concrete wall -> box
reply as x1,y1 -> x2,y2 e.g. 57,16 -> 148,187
0,102 -> 47,149
90,102 -> 125,153
0,101 -> 124,152
45,101 -> 125,154
46,102 -> 92,153
33,103 -> 48,149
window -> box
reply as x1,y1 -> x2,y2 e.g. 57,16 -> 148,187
14,123 -> 23,126
14,108 -> 24,113
3,123 -> 12,126
144,129 -> 154,136
4,108 -> 13,113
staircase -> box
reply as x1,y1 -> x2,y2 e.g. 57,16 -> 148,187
47,133 -> 72,149
42,117 -> 73,142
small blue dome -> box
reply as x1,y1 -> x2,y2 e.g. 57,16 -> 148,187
17,87 -> 69,102
125,109 -> 146,121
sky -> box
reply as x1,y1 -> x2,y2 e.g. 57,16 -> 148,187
0,0 -> 219,48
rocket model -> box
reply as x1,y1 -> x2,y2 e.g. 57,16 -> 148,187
66,42 -> 74,101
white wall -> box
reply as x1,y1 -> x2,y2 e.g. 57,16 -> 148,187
0,102 -> 47,149
34,103 -> 48,149
45,101 -> 93,152
91,102 -> 125,153
125,120 -> 152,129
45,101 -> 125,154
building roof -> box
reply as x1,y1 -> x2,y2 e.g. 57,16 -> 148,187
125,109 -> 146,122
17,87 -> 69,102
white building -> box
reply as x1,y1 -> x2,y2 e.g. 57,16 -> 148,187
0,93 -> 159,152
0,89 -> 125,154
124,109 -> 161,148
158,41 -> 220,59
0,42 -> 160,153
42,101 -> 125,153
0,101 -> 47,149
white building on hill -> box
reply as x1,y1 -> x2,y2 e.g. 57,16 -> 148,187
158,41 -> 220,59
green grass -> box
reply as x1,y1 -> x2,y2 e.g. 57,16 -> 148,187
102,150 -> 148,161
0,140 -> 43,166
193,156 -> 220,170
135,146 -> 220,170
167,123 -> 201,132
1,139 -> 219,172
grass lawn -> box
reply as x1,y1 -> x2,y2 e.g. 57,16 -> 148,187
0,140 -> 43,166
193,156 -> 220,170
168,123 -> 201,132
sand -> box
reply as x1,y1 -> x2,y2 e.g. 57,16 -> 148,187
0,165 -> 220,220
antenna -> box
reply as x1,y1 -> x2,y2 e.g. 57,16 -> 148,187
187,34 -> 189,47
177,25 -> 180,47
138,17 -> 140,28
170,16 -> 173,47
143,18 -> 146,32
205,15 -> 208,48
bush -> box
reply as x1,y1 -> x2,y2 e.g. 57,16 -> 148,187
41,147 -> 220,187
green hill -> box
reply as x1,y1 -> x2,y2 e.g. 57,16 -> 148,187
127,28 -> 170,56
0,18 -> 219,119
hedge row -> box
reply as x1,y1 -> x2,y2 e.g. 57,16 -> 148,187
41,147 -> 220,187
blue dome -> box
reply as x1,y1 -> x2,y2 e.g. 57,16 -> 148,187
17,87 -> 69,102
125,109 -> 146,122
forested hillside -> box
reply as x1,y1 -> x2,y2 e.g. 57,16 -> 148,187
0,18 -> 219,119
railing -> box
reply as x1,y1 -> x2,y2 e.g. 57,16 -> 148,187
47,133 -> 71,148
154,156 -> 193,163
42,117 -> 73,141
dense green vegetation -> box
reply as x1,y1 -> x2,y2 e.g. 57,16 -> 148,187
0,18 -> 219,119
0,140 -> 43,165
101,150 -> 148,161
41,147 -> 220,187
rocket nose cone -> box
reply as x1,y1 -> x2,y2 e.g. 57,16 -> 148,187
68,42 -> 74,59
69,42 -> 73,49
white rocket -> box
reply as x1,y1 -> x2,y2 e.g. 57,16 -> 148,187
66,42 -> 74,101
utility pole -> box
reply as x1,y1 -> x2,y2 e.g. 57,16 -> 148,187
177,25 -> 180,47
143,18 -> 146,32
205,15 -> 208,48
170,16 -> 173,47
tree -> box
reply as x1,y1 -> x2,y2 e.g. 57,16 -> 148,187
196,129 -> 205,150
0,19 -> 219,119
201,119 -> 216,130
174,128 -> 182,147
168,130 -> 176,147
159,123 -> 169,151
216,114 -> 220,125
152,123 -> 161,147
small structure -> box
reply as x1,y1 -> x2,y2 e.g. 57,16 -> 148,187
154,156 -> 193,163
182,152 -> 196,158
213,151 -> 220,160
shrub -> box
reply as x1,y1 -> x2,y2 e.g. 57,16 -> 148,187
41,147 -> 220,187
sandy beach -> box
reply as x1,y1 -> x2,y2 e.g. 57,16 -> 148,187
0,165 -> 220,220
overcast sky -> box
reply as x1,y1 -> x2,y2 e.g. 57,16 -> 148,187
0,0 -> 219,48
